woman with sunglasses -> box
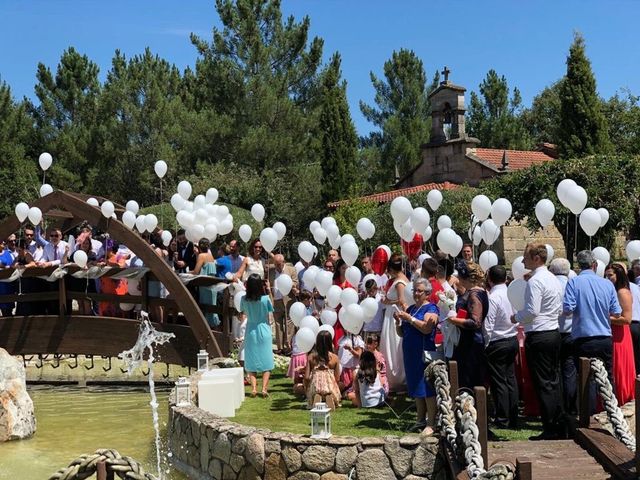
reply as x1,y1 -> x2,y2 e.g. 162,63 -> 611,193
394,277 -> 439,433
233,238 -> 265,282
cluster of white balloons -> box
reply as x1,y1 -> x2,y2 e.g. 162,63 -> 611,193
308,217 -> 342,249
390,196 -> 435,243
555,179 -> 609,237
14,203 -> 42,225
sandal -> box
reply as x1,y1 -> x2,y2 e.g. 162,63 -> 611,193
420,426 -> 435,437
261,391 -> 270,398
250,390 -> 257,398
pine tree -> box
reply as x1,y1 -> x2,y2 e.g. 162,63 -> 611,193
558,32 -> 610,158
318,53 -> 358,204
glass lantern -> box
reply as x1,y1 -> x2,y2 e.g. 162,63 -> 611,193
310,402 -> 332,439
175,377 -> 191,406
197,349 -> 209,371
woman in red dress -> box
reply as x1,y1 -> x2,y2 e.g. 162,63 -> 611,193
605,263 -> 636,405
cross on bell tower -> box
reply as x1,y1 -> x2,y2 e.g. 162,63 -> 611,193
441,66 -> 451,84
427,68 -> 468,144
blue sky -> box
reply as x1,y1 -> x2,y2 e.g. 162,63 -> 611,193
1,0 -> 638,136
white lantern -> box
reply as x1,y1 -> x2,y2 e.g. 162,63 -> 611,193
175,377 -> 191,407
310,402 -> 332,439
197,349 -> 209,372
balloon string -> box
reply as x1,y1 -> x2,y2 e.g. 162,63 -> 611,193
574,214 -> 578,258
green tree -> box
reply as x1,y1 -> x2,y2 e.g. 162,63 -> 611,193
558,32 -> 610,158
601,90 -> 640,155
360,49 -> 435,183
467,69 -> 531,150
318,53 -> 358,204
521,80 -> 563,146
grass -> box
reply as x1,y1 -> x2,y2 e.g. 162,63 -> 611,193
233,372 -> 543,440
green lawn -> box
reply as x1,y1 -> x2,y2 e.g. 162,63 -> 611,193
233,373 -> 543,440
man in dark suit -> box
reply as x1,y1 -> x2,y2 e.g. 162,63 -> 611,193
174,229 -> 196,273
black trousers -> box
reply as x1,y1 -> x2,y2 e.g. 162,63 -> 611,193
630,322 -> 640,374
560,332 -> 577,415
486,336 -> 519,428
525,329 -> 564,434
573,335 -> 613,413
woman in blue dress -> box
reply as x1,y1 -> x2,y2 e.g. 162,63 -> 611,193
241,273 -> 274,397
394,277 -> 439,434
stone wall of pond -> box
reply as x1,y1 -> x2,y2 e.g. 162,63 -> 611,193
168,406 -> 447,480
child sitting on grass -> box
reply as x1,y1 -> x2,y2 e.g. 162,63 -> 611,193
352,350 -> 386,408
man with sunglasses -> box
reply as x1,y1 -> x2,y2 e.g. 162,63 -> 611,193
23,226 -> 44,262
35,226 -> 68,267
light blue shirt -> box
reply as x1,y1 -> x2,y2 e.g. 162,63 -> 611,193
563,269 -> 621,339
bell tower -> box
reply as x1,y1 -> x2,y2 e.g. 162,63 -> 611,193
428,67 -> 468,145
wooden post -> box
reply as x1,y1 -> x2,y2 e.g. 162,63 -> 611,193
636,377 -> 640,476
474,386 -> 488,470
448,360 -> 459,398
96,461 -> 107,480
578,357 -> 591,428
515,457 -> 532,480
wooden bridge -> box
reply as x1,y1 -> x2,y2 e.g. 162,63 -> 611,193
0,190 -> 233,367
444,360 -> 639,480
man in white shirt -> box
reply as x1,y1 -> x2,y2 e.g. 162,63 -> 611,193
484,265 -> 518,429
512,243 -> 565,440
35,226 -> 68,315
24,226 -> 43,262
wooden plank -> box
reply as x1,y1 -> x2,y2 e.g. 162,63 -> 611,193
578,357 -> 591,427
473,386 -> 488,470
575,426 -> 636,480
515,457 -> 532,480
448,360 -> 459,398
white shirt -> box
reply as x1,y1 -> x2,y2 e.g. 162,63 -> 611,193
338,334 -> 364,369
42,241 -> 68,266
483,284 -> 518,346
28,241 -> 44,262
630,282 -> 640,322
555,275 -> 573,333
515,265 -> 562,333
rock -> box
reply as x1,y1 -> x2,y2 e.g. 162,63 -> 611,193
246,433 -> 266,474
200,434 -> 211,472
0,349 -> 36,441
209,459 -> 222,479
287,472 -> 320,480
593,399 -> 636,436
266,439 -> 282,455
320,474 -> 348,480
213,432 -> 231,464
301,445 -> 336,473
282,446 -> 302,473
239,465 -> 260,480
411,444 -> 436,476
334,446 -> 357,474
384,437 -> 413,477
403,476 -> 428,480
355,449 -> 395,480
230,452 -> 246,473
233,436 -> 248,454
223,464 -> 237,479
265,453 -> 287,480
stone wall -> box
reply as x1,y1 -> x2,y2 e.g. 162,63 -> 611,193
168,406 -> 447,480
500,220 -> 567,267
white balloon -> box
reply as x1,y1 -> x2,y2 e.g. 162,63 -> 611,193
320,308 -> 338,326
535,199 -> 555,227
321,216 -> 337,230
154,160 -> 168,179
596,259 -> 606,278
318,324 -> 335,339
579,208 -> 601,237
451,235 -> 463,257
356,218 -> 375,240
204,223 -> 218,241
177,180 -> 192,200
170,193 -> 185,212
390,196 -> 413,224
275,273 -> 293,296
410,207 -> 431,233
565,185 -> 588,215
300,316 -> 320,336
326,285 -> 342,308
127,279 -> 140,295
345,266 -> 361,288
325,223 -> 340,240
194,208 -> 208,224
100,201 -> 115,219
189,224 -> 205,243
182,200 -> 194,212
295,327 -> 316,354
597,208 -> 609,228
315,270 -> 334,296
144,214 -> 158,232
206,188 -> 219,204
289,302 -> 307,326
125,200 -> 139,214
472,226 -> 482,246
328,234 -> 341,250
74,250 -> 88,268
437,215 -> 452,231
234,291 -> 246,313
215,204 -> 229,221
343,304 -> 365,334
218,218 -> 233,235
557,179 -> 577,208
259,227 -> 278,252
86,197 -> 99,207
309,221 -> 321,235
122,211 -> 136,229
626,240 -> 640,262
592,247 -> 610,266
437,228 -> 457,255
135,215 -> 147,232
400,220 -> 415,242
298,241 -> 316,263
313,227 -> 327,245
340,234 -> 356,247
491,198 -> 512,226
15,203 -> 29,223
341,241 -> 359,267
340,287 -> 359,307
360,297 -> 379,322
40,183 -> 53,197
511,256 -> 530,280
422,226 -> 433,242
471,195 -> 492,221
238,224 -> 252,243
545,244 -> 555,263
28,207 -> 42,225
403,281 -> 415,307
507,279 -> 527,311
39,152 -> 53,171
273,222 -> 286,240
251,203 -> 265,222
480,219 -> 500,245
193,195 -> 206,210
176,210 -> 194,228
161,230 -> 172,247
427,189 -> 443,211
479,250 -> 498,272
302,266 -> 319,290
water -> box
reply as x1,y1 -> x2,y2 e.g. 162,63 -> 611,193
0,384 -> 187,480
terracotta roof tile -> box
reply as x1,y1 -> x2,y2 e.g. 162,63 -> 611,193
328,181 -> 459,208
471,148 -> 555,170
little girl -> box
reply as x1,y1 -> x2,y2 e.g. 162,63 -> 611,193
288,326 -> 307,396
337,331 -> 364,394
234,315 -> 248,383
353,350 -> 386,408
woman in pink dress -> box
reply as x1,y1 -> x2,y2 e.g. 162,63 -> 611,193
605,263 -> 636,405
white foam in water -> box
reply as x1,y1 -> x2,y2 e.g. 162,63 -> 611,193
119,312 -> 175,480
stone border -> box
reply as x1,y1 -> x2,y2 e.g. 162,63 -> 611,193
168,405 -> 446,480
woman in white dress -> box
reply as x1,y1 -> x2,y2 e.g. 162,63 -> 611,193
380,253 -> 408,392
233,238 -> 266,282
